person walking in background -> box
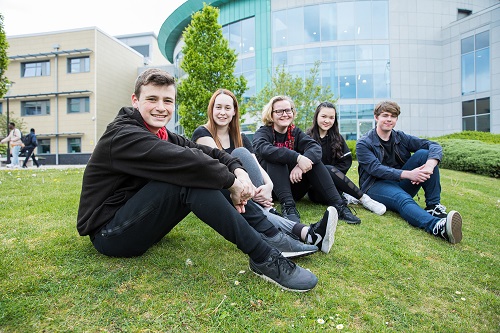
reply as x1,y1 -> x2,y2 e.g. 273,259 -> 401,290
77,69 -> 318,292
356,100 -> 463,244
21,128 -> 40,168
306,102 -> 385,215
253,95 -> 361,225
1,122 -> 23,168
192,89 -> 338,254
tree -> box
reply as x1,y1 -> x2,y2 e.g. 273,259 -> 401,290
177,4 -> 247,137
0,14 -> 10,99
245,61 -> 336,131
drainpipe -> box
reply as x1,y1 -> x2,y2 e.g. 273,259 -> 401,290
53,44 -> 60,165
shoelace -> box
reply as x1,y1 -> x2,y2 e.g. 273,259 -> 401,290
284,206 -> 301,217
432,218 -> 447,235
434,204 -> 447,214
267,253 -> 296,278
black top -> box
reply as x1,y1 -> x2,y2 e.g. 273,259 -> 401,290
379,133 -> 402,169
318,135 -> 352,175
192,126 -> 253,154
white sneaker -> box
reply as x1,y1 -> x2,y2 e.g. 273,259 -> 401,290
342,193 -> 360,205
359,194 -> 386,215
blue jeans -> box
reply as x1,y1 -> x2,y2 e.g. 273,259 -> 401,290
11,145 -> 21,166
366,150 -> 442,233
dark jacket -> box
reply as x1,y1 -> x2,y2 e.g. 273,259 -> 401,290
356,128 -> 442,193
77,107 -> 244,237
252,125 -> 322,166
319,135 -> 352,175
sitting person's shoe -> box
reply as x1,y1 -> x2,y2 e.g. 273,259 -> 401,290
306,206 -> 338,253
342,193 -> 360,205
432,211 -> 463,244
261,230 -> 317,258
338,205 -> 361,224
249,248 -> 318,292
281,203 -> 301,223
268,207 -> 283,217
359,194 -> 386,215
426,203 -> 447,219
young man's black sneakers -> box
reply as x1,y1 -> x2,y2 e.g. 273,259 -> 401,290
426,203 -> 448,219
249,249 -> 318,292
432,210 -> 463,244
261,230 -> 318,258
281,203 -> 301,223
338,205 -> 361,224
306,206 -> 338,253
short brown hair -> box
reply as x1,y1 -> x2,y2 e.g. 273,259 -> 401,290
134,68 -> 175,99
374,101 -> 401,117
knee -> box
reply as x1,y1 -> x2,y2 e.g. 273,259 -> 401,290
232,147 -> 252,160
412,149 -> 429,163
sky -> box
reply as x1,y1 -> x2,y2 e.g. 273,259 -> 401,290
2,0 -> 187,37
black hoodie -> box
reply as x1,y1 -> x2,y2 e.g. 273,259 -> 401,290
77,107 -> 243,237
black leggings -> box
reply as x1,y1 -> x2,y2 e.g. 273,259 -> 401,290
92,181 -> 271,261
308,164 -> 363,204
261,160 -> 344,208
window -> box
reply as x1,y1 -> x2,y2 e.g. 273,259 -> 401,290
68,57 -> 90,73
462,97 -> 490,132
21,100 -> 50,116
461,31 -> 490,95
68,138 -> 82,153
22,61 -> 50,77
67,97 -> 90,113
38,139 -> 51,154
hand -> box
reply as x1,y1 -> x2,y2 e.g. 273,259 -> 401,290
407,165 -> 432,185
289,165 -> 304,184
253,183 -> 274,208
229,178 -> 249,213
297,155 -> 313,173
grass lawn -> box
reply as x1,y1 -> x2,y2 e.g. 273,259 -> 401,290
0,164 -> 498,332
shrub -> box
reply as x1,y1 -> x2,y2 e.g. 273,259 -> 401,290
432,131 -> 500,144
436,139 -> 500,178
346,140 -> 356,160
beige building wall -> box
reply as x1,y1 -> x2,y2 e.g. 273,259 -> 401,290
4,28 -> 144,164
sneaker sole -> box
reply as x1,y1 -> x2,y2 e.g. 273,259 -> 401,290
446,211 -> 463,244
249,266 -> 315,292
321,206 -> 338,254
281,249 -> 318,259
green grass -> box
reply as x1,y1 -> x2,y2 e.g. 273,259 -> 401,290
0,165 -> 499,332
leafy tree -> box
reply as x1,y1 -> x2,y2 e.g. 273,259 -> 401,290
177,4 -> 247,137
0,14 -> 10,99
245,61 -> 336,131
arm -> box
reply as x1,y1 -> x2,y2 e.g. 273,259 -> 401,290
253,126 -> 300,165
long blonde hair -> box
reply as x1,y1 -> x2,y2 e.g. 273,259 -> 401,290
206,89 -> 243,149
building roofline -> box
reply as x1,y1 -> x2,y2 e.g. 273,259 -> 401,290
157,0 -> 231,63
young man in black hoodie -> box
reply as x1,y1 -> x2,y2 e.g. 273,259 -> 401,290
77,68 -> 318,292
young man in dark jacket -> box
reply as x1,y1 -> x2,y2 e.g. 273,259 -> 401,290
77,68 -> 318,292
356,101 -> 463,244
21,128 -> 40,168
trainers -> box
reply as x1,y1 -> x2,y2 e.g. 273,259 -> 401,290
268,207 -> 283,217
281,203 -> 301,223
342,193 -> 360,205
249,249 -> 318,292
432,211 -> 462,244
307,206 -> 338,253
359,194 -> 386,215
426,203 -> 447,219
261,230 -> 318,258
338,205 -> 361,224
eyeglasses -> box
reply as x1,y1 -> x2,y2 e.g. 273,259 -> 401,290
272,108 -> 294,116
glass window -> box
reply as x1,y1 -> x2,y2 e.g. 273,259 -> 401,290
355,1 -> 372,40
462,98 -> 490,132
373,60 -> 391,98
68,138 -> 82,153
461,53 -> 474,94
461,36 -> 474,54
372,1 -> 389,39
305,48 -> 321,64
228,20 -> 242,54
462,116 -> 475,131
462,100 -> 474,117
320,3 -> 336,41
22,61 -> 50,77
476,97 -> 490,115
21,100 -> 50,116
288,49 -> 305,65
67,97 -> 90,113
338,104 -> 356,119
321,62 -> 338,96
337,2 -> 355,40
461,31 -> 490,95
338,62 -> 356,98
288,7 -> 304,46
304,6 -> 320,43
476,114 -> 490,132
38,139 -> 50,154
373,45 -> 390,60
68,57 -> 90,73
357,61 -> 373,98
273,51 -> 287,66
241,17 -> 255,54
356,45 -> 372,60
0,102 -> 2,115
475,48 -> 490,93
338,46 -> 355,61
339,119 -> 357,140
358,104 -> 374,119
321,46 -> 337,63
273,10 -> 287,47
475,31 -> 489,49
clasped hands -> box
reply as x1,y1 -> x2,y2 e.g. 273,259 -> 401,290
290,154 -> 313,184
229,168 -> 255,213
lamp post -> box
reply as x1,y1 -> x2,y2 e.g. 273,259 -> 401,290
5,82 -> 15,164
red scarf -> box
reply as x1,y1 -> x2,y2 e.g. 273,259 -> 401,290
273,125 -> 295,150
144,122 -> 168,141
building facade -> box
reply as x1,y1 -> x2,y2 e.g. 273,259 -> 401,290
1,28 -> 169,164
158,0 -> 500,137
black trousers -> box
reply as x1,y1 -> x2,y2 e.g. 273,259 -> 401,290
308,164 -> 363,204
21,147 -> 39,167
261,160 -> 344,208
92,181 -> 271,260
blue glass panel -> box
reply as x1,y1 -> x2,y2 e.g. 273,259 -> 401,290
304,6 -> 320,43
337,2 -> 355,40
355,2 -> 372,40
373,60 -> 391,98
372,1 -> 388,39
338,45 -> 355,61
273,10 -> 287,47
357,61 -> 373,98
475,48 -> 490,93
461,36 -> 474,54
321,46 -> 337,62
461,53 -> 474,94
241,17 -> 255,54
288,7 -> 304,46
356,45 -> 372,60
476,31 -> 489,49
273,51 -> 287,66
320,3 -> 337,41
338,61 -> 356,98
